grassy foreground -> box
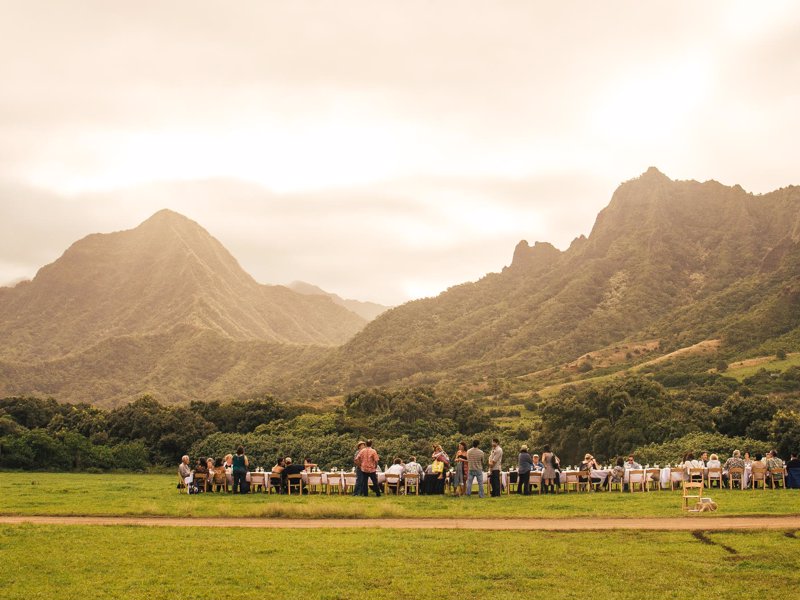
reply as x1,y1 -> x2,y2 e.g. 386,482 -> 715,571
2,525 -> 799,599
1,472 -> 798,519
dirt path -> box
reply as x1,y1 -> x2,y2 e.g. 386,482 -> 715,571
2,515 -> 799,531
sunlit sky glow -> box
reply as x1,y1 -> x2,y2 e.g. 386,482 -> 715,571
1,1 -> 798,305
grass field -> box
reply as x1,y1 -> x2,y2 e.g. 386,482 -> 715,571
725,352 -> 800,380
1,472 -> 798,520
2,524 -> 798,599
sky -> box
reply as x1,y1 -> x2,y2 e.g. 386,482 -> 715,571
1,1 -> 798,305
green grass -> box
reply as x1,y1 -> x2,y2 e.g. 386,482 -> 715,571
2,472 -> 798,520
725,352 -> 800,380
2,525 -> 798,599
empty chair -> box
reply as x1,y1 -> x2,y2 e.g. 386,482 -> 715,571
668,468 -> 685,491
342,472 -> 358,494
249,472 -> 266,493
627,469 -> 646,492
306,472 -> 324,494
688,467 -> 705,484
682,482 -> 704,511
325,473 -> 342,495
563,471 -> 581,493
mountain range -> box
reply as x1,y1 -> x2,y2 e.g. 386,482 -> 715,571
1,168 -> 798,406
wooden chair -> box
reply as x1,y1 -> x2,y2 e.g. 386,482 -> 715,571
177,472 -> 188,494
608,474 -> 624,492
727,467 -> 744,490
267,472 -> 282,494
688,468 -> 705,484
404,473 -> 420,496
682,482 -> 704,511
564,471 -> 581,493
750,466 -> 767,490
506,472 -> 518,495
645,468 -> 661,491
706,467 -> 723,489
325,473 -> 342,495
577,470 -> 591,493
286,474 -> 303,495
384,473 -> 402,495
306,472 -> 324,494
193,472 -> 208,492
627,469 -> 646,492
211,469 -> 228,493
529,471 -> 542,494
769,469 -> 786,490
342,472 -> 358,494
249,472 -> 266,493
668,468 -> 685,491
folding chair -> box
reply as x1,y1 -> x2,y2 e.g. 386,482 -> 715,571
306,472 -> 324,494
627,469 -> 646,492
706,467 -> 723,489
529,471 -> 542,494
682,482 -> 704,511
564,471 -> 581,493
404,473 -> 420,496
669,468 -> 684,491
727,467 -> 744,490
267,473 -> 282,494
193,473 -> 208,493
286,474 -> 303,495
645,468 -> 661,491
325,473 -> 342,495
750,466 -> 767,490
177,472 -> 188,494
250,472 -> 266,493
384,473 -> 402,495
769,469 -> 786,490
342,473 -> 358,494
688,468 -> 705,484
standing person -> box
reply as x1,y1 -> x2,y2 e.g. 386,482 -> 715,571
352,441 -> 366,496
429,444 -> 450,494
489,438 -> 503,497
465,440 -> 485,498
232,445 -> 249,494
452,441 -> 469,496
355,439 -> 381,497
517,445 -> 534,495
541,445 -> 558,494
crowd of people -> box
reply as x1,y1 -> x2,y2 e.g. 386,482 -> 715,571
178,440 -> 800,495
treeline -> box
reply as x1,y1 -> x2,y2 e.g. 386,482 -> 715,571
539,368 -> 800,464
1,367 -> 799,471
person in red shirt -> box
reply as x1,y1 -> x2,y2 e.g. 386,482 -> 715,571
355,439 -> 382,497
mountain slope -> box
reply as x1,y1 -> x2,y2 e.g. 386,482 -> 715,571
315,168 -> 800,387
288,281 -> 390,321
0,209 -> 366,362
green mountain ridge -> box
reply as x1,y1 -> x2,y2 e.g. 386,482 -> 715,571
1,169 -> 799,405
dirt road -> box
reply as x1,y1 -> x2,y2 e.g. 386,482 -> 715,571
2,515 -> 798,531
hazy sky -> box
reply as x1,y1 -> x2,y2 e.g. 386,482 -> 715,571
1,1 -> 798,305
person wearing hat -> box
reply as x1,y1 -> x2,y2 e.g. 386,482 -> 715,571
517,445 -> 534,495
352,441 -> 366,496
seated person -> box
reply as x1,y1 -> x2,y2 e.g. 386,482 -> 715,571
270,457 -> 285,493
530,454 -> 544,472
404,456 -> 424,479
610,457 -> 625,484
304,457 -> 317,472
283,457 -> 305,493
765,450 -> 784,486
579,453 -> 604,488
385,458 -> 405,493
722,450 -> 745,487
178,455 -> 192,484
624,455 -> 642,470
706,454 -> 722,469
212,458 -> 228,491
743,451 -> 752,467
698,451 -> 709,467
